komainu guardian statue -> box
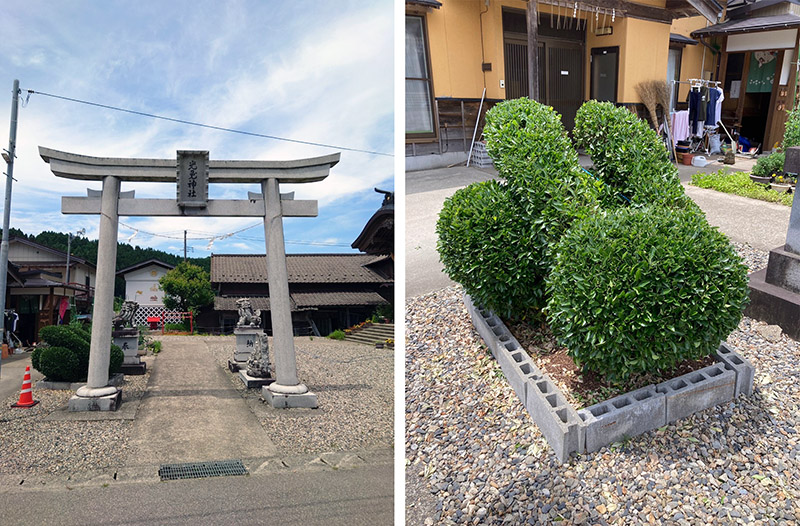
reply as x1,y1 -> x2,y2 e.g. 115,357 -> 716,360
113,300 -> 139,330
236,298 -> 261,328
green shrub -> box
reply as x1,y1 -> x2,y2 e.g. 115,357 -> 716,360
38,325 -> 90,371
164,322 -> 189,332
38,346 -> 80,382
547,206 -> 749,383
109,344 -> 123,374
327,329 -> 346,340
784,107 -> 800,148
437,180 -> 552,318
31,345 -> 42,372
483,98 -> 601,243
573,100 -> 693,210
34,324 -> 123,381
373,303 -> 394,322
752,151 -> 785,178
691,169 -> 793,206
484,98 -> 583,184
149,340 -> 162,354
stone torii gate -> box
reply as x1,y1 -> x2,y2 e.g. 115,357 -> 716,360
39,146 -> 340,410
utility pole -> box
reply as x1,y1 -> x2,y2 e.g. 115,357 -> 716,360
0,79 -> 21,378
183,230 -> 187,262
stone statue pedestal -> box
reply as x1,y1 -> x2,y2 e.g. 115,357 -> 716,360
747,147 -> 800,338
228,327 -> 263,371
113,328 -> 146,375
238,371 -> 274,389
746,246 -> 800,339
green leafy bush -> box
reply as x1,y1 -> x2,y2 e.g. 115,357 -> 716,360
109,344 -> 123,374
327,329 -> 345,340
752,151 -> 785,178
547,206 -> 749,383
691,169 -> 793,206
437,180 -> 551,318
439,100 -> 601,317
34,324 -> 122,381
149,340 -> 162,354
38,346 -> 80,382
573,101 -> 693,210
784,107 -> 800,148
484,98 -> 583,183
31,345 -> 42,372
39,325 -> 90,371
483,98 -> 600,243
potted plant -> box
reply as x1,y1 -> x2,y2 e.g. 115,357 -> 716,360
772,173 -> 794,193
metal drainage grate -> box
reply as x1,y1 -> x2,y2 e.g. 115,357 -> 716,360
158,459 -> 248,481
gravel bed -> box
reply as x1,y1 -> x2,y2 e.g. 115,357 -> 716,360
206,335 -> 393,456
406,243 -> 799,525
0,371 -> 150,475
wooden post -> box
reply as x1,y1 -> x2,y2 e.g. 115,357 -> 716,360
527,0 -> 540,101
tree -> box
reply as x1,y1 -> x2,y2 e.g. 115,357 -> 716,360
158,262 -> 215,314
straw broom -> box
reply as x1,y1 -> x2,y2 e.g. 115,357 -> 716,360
635,80 -> 661,130
636,80 -> 678,162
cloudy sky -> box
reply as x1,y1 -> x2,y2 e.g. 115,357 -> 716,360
0,0 -> 394,256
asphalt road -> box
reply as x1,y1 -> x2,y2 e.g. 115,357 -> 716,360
0,463 -> 393,526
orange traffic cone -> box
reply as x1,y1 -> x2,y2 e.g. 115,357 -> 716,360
11,365 -> 39,408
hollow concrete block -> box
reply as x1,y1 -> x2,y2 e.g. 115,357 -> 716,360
579,385 -> 666,453
656,363 -> 735,424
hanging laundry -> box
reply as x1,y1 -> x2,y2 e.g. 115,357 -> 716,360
671,110 -> 690,144
706,87 -> 721,126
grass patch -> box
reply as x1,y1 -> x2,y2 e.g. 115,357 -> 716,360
691,169 -> 793,206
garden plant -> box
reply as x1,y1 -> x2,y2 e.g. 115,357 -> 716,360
438,98 -> 749,385
32,323 -> 123,382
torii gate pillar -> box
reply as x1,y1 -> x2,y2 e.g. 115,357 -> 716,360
40,147 -> 339,411
261,177 -> 316,407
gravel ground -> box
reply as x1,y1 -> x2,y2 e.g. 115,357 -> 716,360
207,335 -> 394,456
0,371 -> 150,475
0,335 -> 392,479
406,243 -> 800,525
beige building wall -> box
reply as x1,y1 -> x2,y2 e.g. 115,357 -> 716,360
671,16 -> 717,101
621,18 -> 672,103
421,0 -> 679,105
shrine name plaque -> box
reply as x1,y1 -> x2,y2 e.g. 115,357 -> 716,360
177,150 -> 209,208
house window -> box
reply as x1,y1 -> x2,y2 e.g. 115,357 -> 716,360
406,15 -> 436,138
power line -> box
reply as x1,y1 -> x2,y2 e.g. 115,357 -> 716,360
26,89 -> 393,158
118,221 -> 352,248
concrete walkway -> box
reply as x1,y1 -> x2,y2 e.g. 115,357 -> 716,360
683,183 -> 790,251
125,337 -> 277,466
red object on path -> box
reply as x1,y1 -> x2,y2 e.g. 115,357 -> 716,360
11,365 -> 39,408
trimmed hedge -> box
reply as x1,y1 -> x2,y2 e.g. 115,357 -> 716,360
573,100 -> 694,210
34,324 -> 123,382
437,180 -> 548,318
38,346 -> 80,382
546,206 -> 749,383
438,99 -> 601,317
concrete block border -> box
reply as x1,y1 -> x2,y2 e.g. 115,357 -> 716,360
464,294 -> 755,463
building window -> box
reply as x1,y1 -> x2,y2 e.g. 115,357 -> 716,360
406,15 -> 436,139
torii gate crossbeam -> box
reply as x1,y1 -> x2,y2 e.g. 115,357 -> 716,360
40,147 -> 340,410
